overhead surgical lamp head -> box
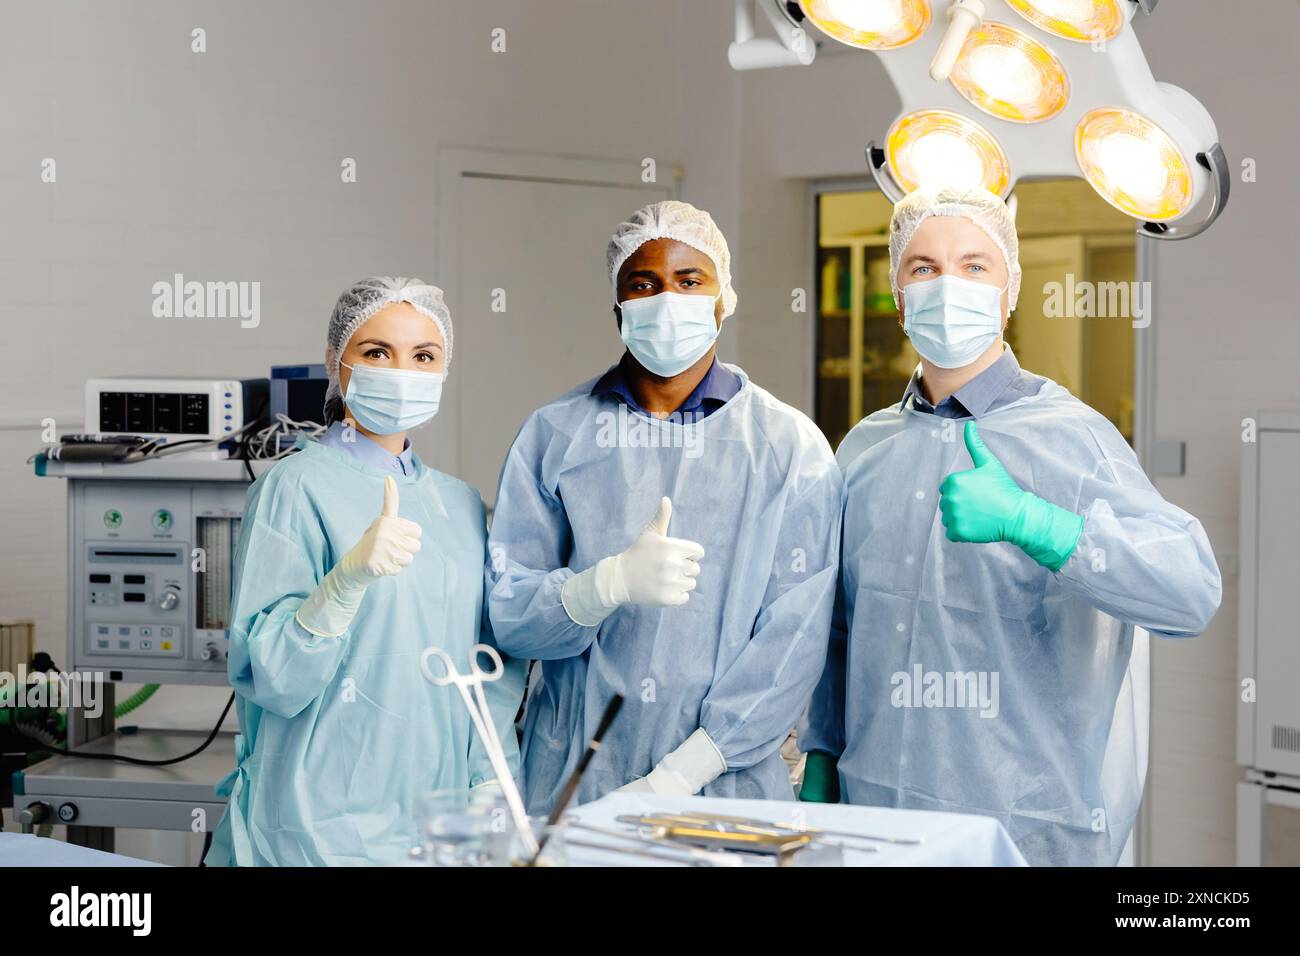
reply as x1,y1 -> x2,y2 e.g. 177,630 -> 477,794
772,0 -> 1226,239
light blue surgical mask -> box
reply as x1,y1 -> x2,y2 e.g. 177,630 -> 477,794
341,362 -> 446,434
619,290 -> 722,378
902,274 -> 1007,369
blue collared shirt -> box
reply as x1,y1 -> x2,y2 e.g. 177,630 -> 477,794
591,355 -> 742,419
900,347 -> 1045,420
315,421 -> 416,476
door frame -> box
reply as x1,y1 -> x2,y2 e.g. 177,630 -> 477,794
1132,232 -> 1157,867
434,147 -> 681,476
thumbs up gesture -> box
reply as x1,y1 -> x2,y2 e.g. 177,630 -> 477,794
338,475 -> 424,584
294,476 -> 426,637
939,422 -> 1028,545
558,496 -> 707,628
608,496 -> 706,608
939,421 -> 1084,571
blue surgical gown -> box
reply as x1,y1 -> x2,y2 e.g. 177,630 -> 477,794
205,436 -> 525,866
487,365 -> 844,815
800,377 -> 1221,866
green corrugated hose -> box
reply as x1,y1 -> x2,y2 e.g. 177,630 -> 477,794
115,683 -> 161,718
2,682 -> 160,731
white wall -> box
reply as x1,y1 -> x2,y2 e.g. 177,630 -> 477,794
735,47 -> 900,405
0,0 -> 738,861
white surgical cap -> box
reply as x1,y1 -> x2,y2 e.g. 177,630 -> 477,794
324,276 -> 452,414
607,200 -> 737,319
889,187 -> 1021,311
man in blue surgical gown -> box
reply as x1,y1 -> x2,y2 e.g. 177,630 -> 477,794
799,188 -> 1221,867
487,201 -> 844,815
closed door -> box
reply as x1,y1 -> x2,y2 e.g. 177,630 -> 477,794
418,153 -> 672,508
1256,428 -> 1300,775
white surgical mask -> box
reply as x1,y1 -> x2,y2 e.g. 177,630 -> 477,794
902,274 -> 1006,369
342,362 -> 446,434
619,291 -> 721,378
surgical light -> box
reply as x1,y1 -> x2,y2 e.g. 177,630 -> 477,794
1075,107 -> 1191,221
1005,0 -> 1124,43
728,0 -> 1227,239
799,0 -> 932,50
887,109 -> 1010,195
949,21 -> 1069,123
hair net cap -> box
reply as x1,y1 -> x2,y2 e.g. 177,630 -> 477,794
607,200 -> 737,319
324,276 -> 452,413
889,187 -> 1022,312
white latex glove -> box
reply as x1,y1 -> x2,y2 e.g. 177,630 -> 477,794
617,775 -> 655,794
560,497 -> 705,627
295,475 -> 423,637
615,729 -> 727,797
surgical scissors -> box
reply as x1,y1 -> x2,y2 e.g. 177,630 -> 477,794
420,643 -> 538,858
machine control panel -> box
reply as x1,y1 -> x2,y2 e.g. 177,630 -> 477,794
89,622 -> 184,656
82,537 -> 188,661
70,479 -> 245,683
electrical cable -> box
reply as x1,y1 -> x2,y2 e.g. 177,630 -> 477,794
17,691 -> 236,767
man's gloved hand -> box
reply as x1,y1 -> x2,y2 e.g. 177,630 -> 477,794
615,728 -> 726,797
939,421 -> 1084,572
561,496 -> 705,627
798,751 -> 841,803
296,475 -> 423,636
615,775 -> 657,795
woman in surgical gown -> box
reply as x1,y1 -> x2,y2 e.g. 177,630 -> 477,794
204,277 -> 524,866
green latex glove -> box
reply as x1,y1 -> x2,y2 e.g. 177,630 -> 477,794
939,421 -> 1085,572
799,751 -> 841,803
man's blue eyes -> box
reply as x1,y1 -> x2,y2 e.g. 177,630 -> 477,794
914,264 -> 986,274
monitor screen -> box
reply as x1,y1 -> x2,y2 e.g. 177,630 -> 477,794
99,391 -> 209,435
